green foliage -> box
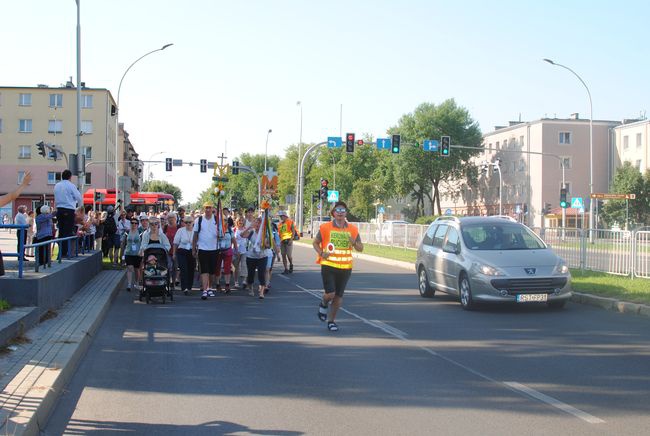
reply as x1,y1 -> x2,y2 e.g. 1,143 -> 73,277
141,180 -> 183,202
601,163 -> 649,228
415,215 -> 441,225
0,299 -> 11,312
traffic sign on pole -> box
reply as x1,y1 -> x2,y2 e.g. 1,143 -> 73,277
327,136 -> 342,148
571,197 -> 584,209
423,139 -> 439,152
327,190 -> 339,203
376,138 -> 391,150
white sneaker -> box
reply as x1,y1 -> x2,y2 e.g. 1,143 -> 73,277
207,290 -> 216,297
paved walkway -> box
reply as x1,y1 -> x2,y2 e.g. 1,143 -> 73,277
0,269 -> 125,435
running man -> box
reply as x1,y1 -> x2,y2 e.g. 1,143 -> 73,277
312,201 -> 363,332
278,210 -> 297,274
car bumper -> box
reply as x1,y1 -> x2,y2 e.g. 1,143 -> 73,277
470,275 -> 572,303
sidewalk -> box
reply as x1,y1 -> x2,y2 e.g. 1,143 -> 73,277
0,269 -> 125,436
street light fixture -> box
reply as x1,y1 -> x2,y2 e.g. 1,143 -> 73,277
114,43 -> 173,206
543,58 -> 593,237
264,129 -> 272,172
295,101 -> 303,226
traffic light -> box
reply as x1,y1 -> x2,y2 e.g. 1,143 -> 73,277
165,158 -> 172,171
231,161 -> 239,175
312,192 -> 319,203
441,136 -> 451,156
357,139 -> 364,146
560,188 -> 568,208
346,133 -> 355,153
320,178 -> 329,200
94,191 -> 101,202
391,134 -> 401,153
36,141 -> 47,157
543,203 -> 552,214
200,159 -> 207,173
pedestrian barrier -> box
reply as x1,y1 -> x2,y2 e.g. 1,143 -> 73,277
312,220 -> 649,279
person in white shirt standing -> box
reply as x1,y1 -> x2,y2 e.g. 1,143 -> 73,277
192,202 -> 218,300
173,215 -> 196,295
53,169 -> 82,257
14,205 -> 29,261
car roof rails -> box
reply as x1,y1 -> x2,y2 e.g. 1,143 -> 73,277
434,216 -> 461,223
490,215 -> 517,222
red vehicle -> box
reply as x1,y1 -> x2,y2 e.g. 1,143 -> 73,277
83,189 -> 176,213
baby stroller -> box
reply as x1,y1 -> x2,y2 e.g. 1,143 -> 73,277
140,244 -> 173,304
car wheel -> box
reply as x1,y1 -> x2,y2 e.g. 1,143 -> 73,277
418,267 -> 435,298
547,300 -> 566,309
459,273 -> 474,310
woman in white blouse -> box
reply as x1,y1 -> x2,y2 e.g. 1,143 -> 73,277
173,216 -> 196,295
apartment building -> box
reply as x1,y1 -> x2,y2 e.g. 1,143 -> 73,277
613,118 -> 649,173
0,83 -> 141,216
437,115 -> 620,228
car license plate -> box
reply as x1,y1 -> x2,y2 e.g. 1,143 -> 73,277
516,293 -> 548,303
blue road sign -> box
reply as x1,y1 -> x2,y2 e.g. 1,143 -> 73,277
376,138 -> 392,150
327,137 -> 342,148
378,206 -> 385,214
571,197 -> 584,209
445,208 -> 453,215
423,139 -> 439,152
327,190 -> 340,203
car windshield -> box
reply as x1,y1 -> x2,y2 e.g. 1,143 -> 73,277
461,223 -> 546,250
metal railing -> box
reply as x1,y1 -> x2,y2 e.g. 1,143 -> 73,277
1,223 -> 85,278
311,220 -> 650,279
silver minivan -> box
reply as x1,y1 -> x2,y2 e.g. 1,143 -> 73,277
416,216 -> 572,310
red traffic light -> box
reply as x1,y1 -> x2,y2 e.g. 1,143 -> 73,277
346,134 -> 354,141
356,140 -> 364,146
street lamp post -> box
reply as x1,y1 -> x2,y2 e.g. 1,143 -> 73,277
544,58 -> 594,239
264,129 -> 272,172
146,151 -> 168,181
114,43 -> 173,206
295,101 -> 302,225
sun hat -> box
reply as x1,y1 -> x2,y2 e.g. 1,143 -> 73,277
203,201 -> 214,208
138,212 -> 149,221
278,210 -> 288,217
146,254 -> 157,263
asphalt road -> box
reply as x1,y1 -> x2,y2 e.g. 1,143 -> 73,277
45,245 -> 650,435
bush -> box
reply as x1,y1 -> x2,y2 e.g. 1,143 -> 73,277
415,215 -> 441,225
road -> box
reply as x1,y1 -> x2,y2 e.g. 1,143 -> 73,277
45,245 -> 650,435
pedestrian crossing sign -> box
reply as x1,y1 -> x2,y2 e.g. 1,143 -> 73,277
327,190 -> 339,203
571,197 -> 583,209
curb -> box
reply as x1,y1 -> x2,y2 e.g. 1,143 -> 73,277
295,242 -> 650,318
0,270 -> 125,436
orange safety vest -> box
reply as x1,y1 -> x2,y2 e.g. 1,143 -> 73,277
278,219 -> 295,241
316,221 -> 359,270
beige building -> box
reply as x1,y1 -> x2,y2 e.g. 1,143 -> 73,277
612,118 -> 649,173
438,115 -> 620,228
0,83 -> 141,214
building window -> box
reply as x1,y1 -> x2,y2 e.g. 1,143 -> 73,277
560,156 -> 572,169
637,133 -> 642,148
518,158 -> 526,172
17,171 -> 26,184
559,132 -> 571,144
81,94 -> 93,108
82,146 -> 92,160
47,171 -> 62,185
636,160 -> 642,170
496,141 -> 500,150
623,135 -> 629,149
81,120 -> 93,134
19,119 -> 32,133
48,119 -> 63,134
0,118 -> 3,133
84,172 -> 92,185
49,93 -> 63,108
19,93 -> 32,106
18,145 -> 31,159
519,135 -> 524,148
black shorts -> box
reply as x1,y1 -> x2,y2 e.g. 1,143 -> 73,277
124,255 -> 142,267
321,264 -> 352,297
198,249 -> 217,274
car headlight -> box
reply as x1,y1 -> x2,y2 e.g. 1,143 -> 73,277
474,262 -> 503,276
553,261 -> 569,274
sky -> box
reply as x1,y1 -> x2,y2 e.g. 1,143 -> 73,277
3,0 -> 649,203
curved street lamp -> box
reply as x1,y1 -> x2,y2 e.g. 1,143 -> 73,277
114,43 -> 173,206
543,58 -> 593,236
264,129 -> 272,172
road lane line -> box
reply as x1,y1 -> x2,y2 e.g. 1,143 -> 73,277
281,276 -> 605,424
504,382 -> 606,424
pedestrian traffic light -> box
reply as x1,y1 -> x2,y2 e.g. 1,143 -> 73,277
36,141 -> 47,157
200,159 -> 207,173
543,203 -> 552,214
346,133 -> 355,153
441,136 -> 451,156
391,134 -> 401,153
165,158 -> 172,171
560,188 -> 568,208
320,179 -> 329,200
231,161 -> 239,175
94,191 -> 101,202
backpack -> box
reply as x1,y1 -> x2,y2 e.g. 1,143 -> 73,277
104,213 -> 117,235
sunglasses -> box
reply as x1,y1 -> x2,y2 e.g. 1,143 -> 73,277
150,222 -> 160,226
334,207 -> 347,213
130,221 -> 138,225
184,221 -> 193,224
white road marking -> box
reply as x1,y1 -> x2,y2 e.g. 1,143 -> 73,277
281,276 -> 605,424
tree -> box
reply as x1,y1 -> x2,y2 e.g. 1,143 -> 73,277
389,100 -> 483,217
141,180 -> 183,202
601,162 -> 649,228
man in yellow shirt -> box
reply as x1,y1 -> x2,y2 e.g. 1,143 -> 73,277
278,210 -> 297,274
312,201 -> 363,332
